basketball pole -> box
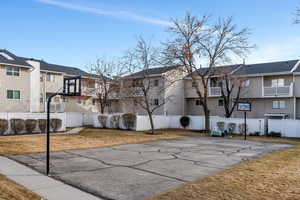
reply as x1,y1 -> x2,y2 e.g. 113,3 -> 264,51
46,92 -> 61,176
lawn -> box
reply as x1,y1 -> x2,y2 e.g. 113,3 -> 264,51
0,174 -> 41,200
0,128 -> 202,156
147,136 -> 300,200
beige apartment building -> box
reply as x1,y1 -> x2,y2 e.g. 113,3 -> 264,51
0,49 -> 100,113
2,49 -> 300,119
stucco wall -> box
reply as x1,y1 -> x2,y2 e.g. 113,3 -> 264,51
0,65 -> 31,112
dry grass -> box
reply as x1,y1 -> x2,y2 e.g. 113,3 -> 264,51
147,136 -> 300,200
0,128 -> 202,156
0,174 -> 41,200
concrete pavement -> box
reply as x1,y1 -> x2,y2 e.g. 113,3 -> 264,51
9,137 -> 291,200
0,156 -> 102,200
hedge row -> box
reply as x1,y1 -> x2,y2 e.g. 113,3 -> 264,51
0,118 -> 62,136
98,113 -> 136,130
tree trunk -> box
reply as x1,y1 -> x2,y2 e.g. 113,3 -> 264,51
148,112 -> 155,134
203,106 -> 210,132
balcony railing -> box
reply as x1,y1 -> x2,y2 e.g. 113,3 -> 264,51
263,84 -> 293,97
209,87 -> 221,96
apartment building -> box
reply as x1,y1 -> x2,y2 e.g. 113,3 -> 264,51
2,49 -> 300,119
185,60 -> 300,119
0,49 -> 100,113
117,65 -> 186,115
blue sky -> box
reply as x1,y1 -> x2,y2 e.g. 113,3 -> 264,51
1,0 -> 300,69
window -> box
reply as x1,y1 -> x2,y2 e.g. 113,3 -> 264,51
154,79 -> 159,87
218,99 -> 224,106
77,99 -> 82,104
271,79 -> 284,87
272,100 -> 286,109
154,99 -> 159,106
46,74 -> 55,82
242,79 -> 250,87
7,90 -> 20,99
195,99 -> 200,106
6,66 -> 19,76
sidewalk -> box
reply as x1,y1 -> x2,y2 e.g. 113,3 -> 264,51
0,156 -> 102,200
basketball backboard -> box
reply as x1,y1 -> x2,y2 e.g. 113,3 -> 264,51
62,76 -> 82,96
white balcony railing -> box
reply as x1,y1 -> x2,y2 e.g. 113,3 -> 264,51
209,87 -> 221,96
263,83 -> 293,97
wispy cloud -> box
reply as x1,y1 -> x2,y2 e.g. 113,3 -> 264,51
35,0 -> 171,26
246,37 -> 300,64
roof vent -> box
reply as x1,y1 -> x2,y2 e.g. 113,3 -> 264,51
0,52 -> 14,60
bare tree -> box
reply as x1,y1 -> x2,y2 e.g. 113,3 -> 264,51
293,7 -> 300,24
216,66 -> 249,118
122,37 -> 178,134
162,13 -> 253,131
87,57 -> 125,114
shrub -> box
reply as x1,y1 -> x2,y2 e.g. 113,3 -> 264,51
238,123 -> 248,135
216,121 -> 225,132
38,119 -> 47,133
249,131 -> 260,136
0,119 -> 8,135
10,119 -> 25,135
110,115 -> 120,129
50,119 -> 62,132
227,123 -> 236,134
122,113 -> 136,130
180,116 -> 190,129
98,115 -> 108,128
25,119 -> 37,134
268,131 -> 282,137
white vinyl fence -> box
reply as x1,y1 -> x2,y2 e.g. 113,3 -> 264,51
0,112 -> 66,135
66,112 -> 300,138
66,112 -> 97,127
268,119 -> 300,138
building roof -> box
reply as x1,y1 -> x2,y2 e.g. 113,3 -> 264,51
125,65 -> 181,78
38,60 -> 90,76
192,64 -> 241,77
0,49 -> 90,76
0,49 -> 32,68
233,60 -> 298,75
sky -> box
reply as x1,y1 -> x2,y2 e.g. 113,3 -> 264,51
1,0 -> 300,70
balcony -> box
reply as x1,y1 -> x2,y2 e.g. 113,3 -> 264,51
209,87 -> 221,97
82,87 -> 96,97
263,83 -> 293,97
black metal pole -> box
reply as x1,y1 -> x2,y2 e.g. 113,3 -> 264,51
46,93 -> 58,175
244,111 -> 247,140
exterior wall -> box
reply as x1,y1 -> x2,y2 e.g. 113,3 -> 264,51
186,97 -> 295,119
0,65 -> 31,112
27,60 -> 40,112
40,71 -> 64,94
239,76 -> 263,98
293,75 -> 300,97
64,97 -> 98,113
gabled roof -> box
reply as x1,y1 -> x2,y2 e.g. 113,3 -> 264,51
0,49 -> 32,68
0,49 -> 91,77
233,60 -> 298,76
38,60 -> 90,76
192,64 -> 241,77
125,65 -> 181,78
